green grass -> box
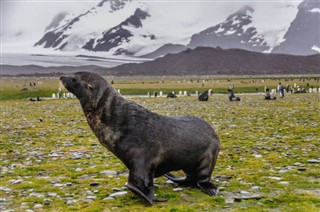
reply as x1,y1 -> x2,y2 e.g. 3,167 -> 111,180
1,76 -> 319,100
0,77 -> 320,211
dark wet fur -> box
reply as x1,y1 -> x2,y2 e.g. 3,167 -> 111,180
60,72 -> 220,205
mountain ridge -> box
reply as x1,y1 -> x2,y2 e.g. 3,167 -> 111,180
105,46 -> 320,75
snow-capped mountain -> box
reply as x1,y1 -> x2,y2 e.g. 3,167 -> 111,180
33,0 -> 318,57
34,0 -> 143,51
82,8 -> 154,55
188,6 -> 269,53
272,0 -> 320,55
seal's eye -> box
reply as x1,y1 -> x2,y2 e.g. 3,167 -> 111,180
72,78 -> 76,83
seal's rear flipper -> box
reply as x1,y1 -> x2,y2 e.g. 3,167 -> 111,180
126,182 -> 154,205
164,173 -> 194,186
197,182 -> 219,196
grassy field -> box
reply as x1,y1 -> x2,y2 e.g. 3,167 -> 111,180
1,75 -> 319,100
1,88 -> 319,211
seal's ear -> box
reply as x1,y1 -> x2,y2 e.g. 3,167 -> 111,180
86,83 -> 93,90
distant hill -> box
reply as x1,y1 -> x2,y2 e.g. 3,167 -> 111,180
105,47 -> 320,75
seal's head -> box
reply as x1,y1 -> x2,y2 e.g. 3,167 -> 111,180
60,72 -> 109,110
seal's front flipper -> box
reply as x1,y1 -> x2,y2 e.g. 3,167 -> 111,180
126,182 -> 154,205
197,182 -> 219,196
164,173 -> 194,186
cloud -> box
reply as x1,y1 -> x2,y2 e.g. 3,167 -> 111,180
1,0 -> 96,43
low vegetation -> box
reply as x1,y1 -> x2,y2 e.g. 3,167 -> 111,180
1,79 -> 319,211
1,75 -> 319,100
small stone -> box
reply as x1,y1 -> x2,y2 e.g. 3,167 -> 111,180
112,188 -> 122,192
165,180 -> 175,184
86,196 -> 96,200
173,188 -> 183,192
240,191 -> 250,195
307,159 -> 320,163
268,177 -> 282,181
90,182 -> 99,186
103,197 -> 115,201
33,204 -> 43,209
298,167 -> 307,171
109,191 -> 128,198
75,168 -> 83,172
49,153 -> 59,157
254,154 -> 262,158
294,162 -> 303,166
47,192 -> 57,197
279,181 -> 289,185
225,198 -> 234,204
66,200 -> 73,205
43,199 -> 52,205
30,192 -> 44,198
242,195 -> 262,200
100,170 -> 117,176
65,182 -> 73,186
12,179 -> 24,184
218,186 -> 226,191
251,186 -> 261,191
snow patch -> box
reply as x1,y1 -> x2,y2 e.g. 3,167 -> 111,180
215,27 -> 224,34
311,45 -> 320,53
224,30 -> 236,35
310,8 -> 320,13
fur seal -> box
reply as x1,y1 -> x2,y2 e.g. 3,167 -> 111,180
60,72 -> 220,205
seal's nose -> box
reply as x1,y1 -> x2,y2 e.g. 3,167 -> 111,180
60,76 -> 65,81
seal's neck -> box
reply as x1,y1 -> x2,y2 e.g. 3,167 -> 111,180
79,85 -> 119,115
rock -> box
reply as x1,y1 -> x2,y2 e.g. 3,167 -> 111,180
109,191 -> 128,198
65,182 -> 73,186
254,154 -> 262,158
0,187 -> 12,192
307,159 -> 320,163
100,170 -> 117,176
90,182 -> 99,186
75,168 -> 83,172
